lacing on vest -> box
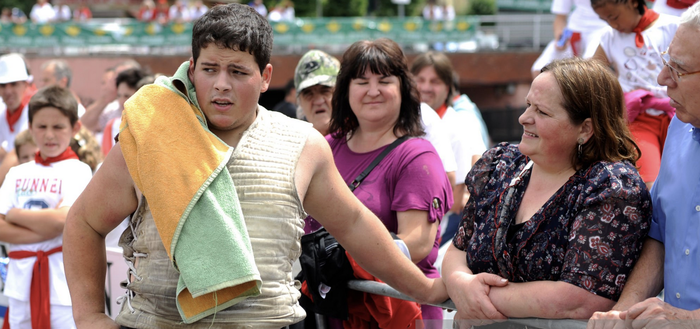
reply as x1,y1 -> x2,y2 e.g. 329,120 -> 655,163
116,197 -> 148,314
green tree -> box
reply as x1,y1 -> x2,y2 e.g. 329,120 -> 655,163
288,0 -> 324,17
323,0 -> 367,16
468,0 -> 496,15
370,0 -> 423,16
0,0 -> 31,18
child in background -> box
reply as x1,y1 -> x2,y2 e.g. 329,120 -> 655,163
0,86 -> 93,329
592,0 -> 678,189
13,130 -> 39,165
530,0 -> 609,77
71,126 -> 102,173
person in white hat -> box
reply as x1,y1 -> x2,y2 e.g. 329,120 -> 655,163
0,53 -> 36,162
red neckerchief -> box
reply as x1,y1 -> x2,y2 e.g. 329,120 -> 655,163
435,103 -> 448,119
34,147 -> 79,166
633,8 -> 660,48
6,85 -> 36,133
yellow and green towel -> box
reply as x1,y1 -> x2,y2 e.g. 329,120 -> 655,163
119,61 -> 261,323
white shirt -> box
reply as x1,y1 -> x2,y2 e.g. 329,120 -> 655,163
189,5 -> 208,20
98,100 -> 121,132
29,3 -> 56,23
55,4 -> 71,21
599,14 -> 678,95
169,4 -> 191,21
420,103 -> 457,173
251,3 -> 267,17
0,102 -> 29,152
0,159 -> 92,305
422,5 -> 444,20
442,106 -> 487,185
550,0 -> 608,32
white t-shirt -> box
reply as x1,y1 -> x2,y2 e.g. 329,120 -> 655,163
420,103 -> 457,173
0,158 -> 92,305
551,0 -> 608,33
169,4 -> 191,21
56,4 -> 71,21
599,14 -> 678,95
189,6 -> 208,20
442,106 -> 487,185
422,5 -> 444,20
251,3 -> 267,17
29,3 -> 56,23
98,100 -> 121,132
0,103 -> 29,152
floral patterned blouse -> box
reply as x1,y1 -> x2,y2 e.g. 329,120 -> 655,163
453,143 -> 652,300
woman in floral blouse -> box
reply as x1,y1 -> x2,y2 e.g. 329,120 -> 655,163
442,57 -> 652,328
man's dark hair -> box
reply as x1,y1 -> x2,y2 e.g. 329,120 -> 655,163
191,3 -> 273,74
116,68 -> 148,90
410,51 -> 455,107
28,86 -> 79,126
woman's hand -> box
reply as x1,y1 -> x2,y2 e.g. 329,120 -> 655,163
448,271 -> 509,328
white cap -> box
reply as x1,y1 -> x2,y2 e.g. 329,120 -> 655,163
0,54 -> 30,84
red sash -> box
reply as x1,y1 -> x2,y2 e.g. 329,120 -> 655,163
4,246 -> 63,329
633,8 -> 660,48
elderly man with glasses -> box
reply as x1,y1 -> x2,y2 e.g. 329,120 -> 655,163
588,2 -> 700,329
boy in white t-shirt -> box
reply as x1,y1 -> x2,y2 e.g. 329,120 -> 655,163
0,86 -> 92,329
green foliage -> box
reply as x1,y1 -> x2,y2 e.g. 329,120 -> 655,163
0,0 -> 31,16
324,0 -> 367,16
292,0 -> 325,17
369,0 -> 423,17
468,0 -> 496,15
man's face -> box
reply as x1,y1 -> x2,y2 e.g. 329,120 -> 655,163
0,81 -> 28,111
41,64 -> 60,88
298,84 -> 333,135
414,65 -> 449,112
189,45 -> 272,139
658,24 -> 700,128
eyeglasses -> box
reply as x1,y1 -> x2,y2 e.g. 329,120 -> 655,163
661,49 -> 700,82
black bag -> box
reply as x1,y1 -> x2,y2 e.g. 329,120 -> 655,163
296,136 -> 409,320
298,227 -> 354,319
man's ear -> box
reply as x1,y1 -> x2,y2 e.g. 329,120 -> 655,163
260,63 -> 273,93
188,57 -> 195,81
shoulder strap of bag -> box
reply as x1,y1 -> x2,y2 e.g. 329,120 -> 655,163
348,135 -> 409,192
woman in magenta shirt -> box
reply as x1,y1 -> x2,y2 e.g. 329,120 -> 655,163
305,38 -> 453,326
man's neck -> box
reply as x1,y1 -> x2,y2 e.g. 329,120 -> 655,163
210,110 -> 258,148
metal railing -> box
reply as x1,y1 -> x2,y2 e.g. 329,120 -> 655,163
479,14 -> 555,50
347,280 -> 588,329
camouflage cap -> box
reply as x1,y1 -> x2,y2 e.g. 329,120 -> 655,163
294,50 -> 340,95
